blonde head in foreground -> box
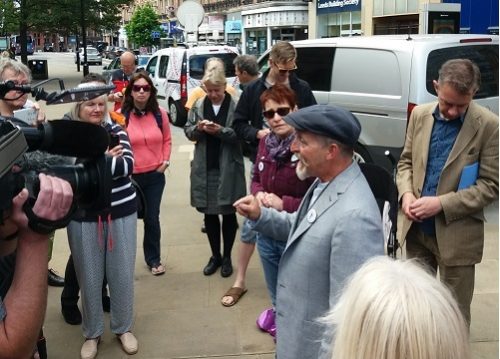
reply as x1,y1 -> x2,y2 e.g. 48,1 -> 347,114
325,256 -> 470,359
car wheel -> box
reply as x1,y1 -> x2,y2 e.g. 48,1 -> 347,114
169,100 -> 187,127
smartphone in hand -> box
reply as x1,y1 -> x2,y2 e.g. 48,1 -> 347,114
109,133 -> 120,148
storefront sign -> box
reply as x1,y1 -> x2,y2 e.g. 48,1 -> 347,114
169,21 -> 180,34
317,0 -> 361,15
225,20 -> 242,34
199,15 -> 224,34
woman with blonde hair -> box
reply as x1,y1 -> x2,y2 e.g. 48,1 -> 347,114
184,66 -> 246,277
65,83 -> 139,359
324,256 -> 470,359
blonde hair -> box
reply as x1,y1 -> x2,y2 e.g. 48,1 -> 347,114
269,41 -> 296,64
325,256 -> 470,359
204,57 -> 225,72
202,67 -> 226,87
70,82 -> 109,123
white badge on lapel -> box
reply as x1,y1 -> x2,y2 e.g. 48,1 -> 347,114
307,208 -> 317,223
258,161 -> 264,172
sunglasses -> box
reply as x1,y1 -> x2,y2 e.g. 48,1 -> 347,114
262,107 -> 291,119
274,62 -> 297,75
132,84 -> 151,92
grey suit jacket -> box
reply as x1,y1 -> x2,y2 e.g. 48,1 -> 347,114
252,161 -> 384,359
397,101 -> 499,265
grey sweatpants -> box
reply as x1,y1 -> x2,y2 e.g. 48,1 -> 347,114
67,213 -> 137,338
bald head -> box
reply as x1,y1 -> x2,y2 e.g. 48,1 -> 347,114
120,51 -> 136,76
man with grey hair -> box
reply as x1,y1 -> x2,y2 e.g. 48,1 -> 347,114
108,51 -> 136,111
397,58 -> 499,326
0,59 -> 65,288
234,104 -> 384,359
233,54 -> 259,89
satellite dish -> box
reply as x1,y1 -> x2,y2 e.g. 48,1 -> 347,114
176,1 -> 205,33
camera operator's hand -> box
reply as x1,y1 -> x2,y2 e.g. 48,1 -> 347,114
106,144 -> 124,158
0,174 -> 72,359
31,102 -> 46,124
10,173 -> 73,232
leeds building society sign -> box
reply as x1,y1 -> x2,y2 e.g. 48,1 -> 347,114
317,0 -> 361,15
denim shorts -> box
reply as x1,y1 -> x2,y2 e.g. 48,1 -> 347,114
240,218 -> 257,244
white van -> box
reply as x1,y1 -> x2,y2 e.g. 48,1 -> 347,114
145,45 -> 240,126
258,34 -> 499,170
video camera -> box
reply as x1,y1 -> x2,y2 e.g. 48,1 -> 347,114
0,80 -> 116,234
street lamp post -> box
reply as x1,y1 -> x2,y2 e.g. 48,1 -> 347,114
80,0 -> 89,76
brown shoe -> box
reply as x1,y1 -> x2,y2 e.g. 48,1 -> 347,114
118,332 -> 138,355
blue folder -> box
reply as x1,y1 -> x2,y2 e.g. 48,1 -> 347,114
458,162 -> 479,190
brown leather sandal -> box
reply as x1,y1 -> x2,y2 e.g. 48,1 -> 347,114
221,286 -> 247,307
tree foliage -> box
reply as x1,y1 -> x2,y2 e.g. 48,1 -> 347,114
125,4 -> 163,48
0,0 -> 132,36
0,0 -> 132,63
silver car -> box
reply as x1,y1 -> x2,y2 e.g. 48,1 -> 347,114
75,47 -> 102,66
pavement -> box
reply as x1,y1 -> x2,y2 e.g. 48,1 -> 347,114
27,53 -> 499,358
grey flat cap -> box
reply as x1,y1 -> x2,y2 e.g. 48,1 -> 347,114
283,104 -> 361,146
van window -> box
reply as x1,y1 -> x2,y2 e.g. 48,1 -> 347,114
159,56 -> 169,78
188,53 -> 238,80
295,47 -> 334,92
146,56 -> 158,77
257,48 -> 334,92
426,45 -> 499,99
331,48 -> 402,96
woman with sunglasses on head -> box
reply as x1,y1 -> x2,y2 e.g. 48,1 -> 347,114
64,80 -> 139,359
221,85 -> 314,335
122,72 -> 172,276
184,67 -> 246,278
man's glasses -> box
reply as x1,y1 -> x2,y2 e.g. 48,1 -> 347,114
262,107 -> 291,119
274,63 -> 297,75
132,84 -> 151,92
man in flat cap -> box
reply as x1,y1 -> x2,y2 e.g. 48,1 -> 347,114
234,104 -> 384,359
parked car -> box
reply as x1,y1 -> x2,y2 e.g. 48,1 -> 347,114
257,34 -> 499,170
137,54 -> 151,70
74,46 -> 102,65
101,54 -> 152,82
108,47 -> 127,59
103,46 -> 115,59
102,57 -> 121,82
43,43 -> 54,52
145,45 -> 240,126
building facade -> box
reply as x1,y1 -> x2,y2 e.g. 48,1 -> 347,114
117,0 -> 498,56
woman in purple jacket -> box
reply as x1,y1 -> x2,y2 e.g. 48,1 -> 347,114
223,84 -> 314,335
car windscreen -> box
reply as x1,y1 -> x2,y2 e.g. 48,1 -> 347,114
426,45 -> 499,99
189,53 -> 238,80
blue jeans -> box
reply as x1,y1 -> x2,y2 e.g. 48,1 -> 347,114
256,233 -> 286,308
133,171 -> 165,267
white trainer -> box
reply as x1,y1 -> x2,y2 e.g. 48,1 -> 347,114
118,332 -> 138,355
80,338 -> 99,359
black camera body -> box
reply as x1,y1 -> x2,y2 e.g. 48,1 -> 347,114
0,81 -> 115,234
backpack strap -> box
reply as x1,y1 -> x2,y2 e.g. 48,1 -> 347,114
154,110 -> 163,132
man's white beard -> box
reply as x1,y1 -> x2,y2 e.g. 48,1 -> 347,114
295,160 -> 310,181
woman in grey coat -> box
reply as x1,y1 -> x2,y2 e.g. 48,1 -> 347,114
184,67 -> 246,278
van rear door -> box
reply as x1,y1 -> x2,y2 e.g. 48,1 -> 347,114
147,53 -> 170,108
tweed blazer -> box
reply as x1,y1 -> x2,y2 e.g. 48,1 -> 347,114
397,101 -> 499,265
252,162 -> 384,359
